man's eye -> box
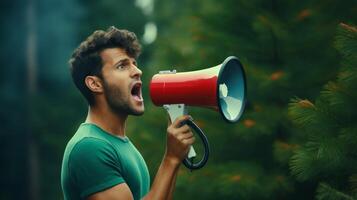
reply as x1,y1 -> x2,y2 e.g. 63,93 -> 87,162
117,64 -> 126,69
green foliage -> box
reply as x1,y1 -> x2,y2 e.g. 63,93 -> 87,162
175,161 -> 294,200
316,183 -> 355,200
289,23 -> 357,199
149,0 -> 356,199
1,0 -> 356,199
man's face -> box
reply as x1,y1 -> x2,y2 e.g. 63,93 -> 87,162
99,48 -> 144,116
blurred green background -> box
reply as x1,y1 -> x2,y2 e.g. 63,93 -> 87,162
0,0 -> 356,199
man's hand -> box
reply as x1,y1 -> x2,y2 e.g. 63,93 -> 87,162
165,115 -> 196,166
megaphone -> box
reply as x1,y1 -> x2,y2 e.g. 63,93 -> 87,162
149,56 -> 247,170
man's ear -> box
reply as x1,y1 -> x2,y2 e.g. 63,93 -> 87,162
85,76 -> 104,93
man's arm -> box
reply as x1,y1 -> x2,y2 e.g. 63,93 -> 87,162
167,166 -> 178,200
86,115 -> 194,200
87,183 -> 134,200
144,115 -> 193,200
87,156 -> 181,200
166,116 -> 180,200
142,156 -> 181,200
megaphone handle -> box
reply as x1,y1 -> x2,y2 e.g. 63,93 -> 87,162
182,119 -> 210,170
163,104 -> 197,159
163,104 -> 211,170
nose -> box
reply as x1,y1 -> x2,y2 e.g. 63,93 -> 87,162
131,65 -> 142,79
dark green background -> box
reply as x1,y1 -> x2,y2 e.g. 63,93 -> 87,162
0,0 -> 355,199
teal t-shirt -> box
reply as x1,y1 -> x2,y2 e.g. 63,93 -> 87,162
61,123 -> 150,200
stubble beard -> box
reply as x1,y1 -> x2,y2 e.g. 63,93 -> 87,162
102,80 -> 144,117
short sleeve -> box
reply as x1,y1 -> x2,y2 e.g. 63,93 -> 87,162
68,137 -> 126,198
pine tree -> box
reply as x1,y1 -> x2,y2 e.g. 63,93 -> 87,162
289,23 -> 357,200
140,0 -> 356,199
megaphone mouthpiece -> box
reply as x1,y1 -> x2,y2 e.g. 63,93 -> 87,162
219,83 -> 228,98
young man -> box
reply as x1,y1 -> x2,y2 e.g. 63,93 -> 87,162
61,26 -> 195,200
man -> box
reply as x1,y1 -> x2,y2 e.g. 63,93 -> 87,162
61,26 -> 195,200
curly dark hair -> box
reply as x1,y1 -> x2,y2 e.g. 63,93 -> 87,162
69,26 -> 141,105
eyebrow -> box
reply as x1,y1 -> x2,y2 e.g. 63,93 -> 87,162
113,58 -> 137,67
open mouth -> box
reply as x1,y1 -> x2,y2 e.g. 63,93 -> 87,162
131,82 -> 143,102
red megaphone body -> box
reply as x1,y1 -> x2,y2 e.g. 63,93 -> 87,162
150,56 -> 246,123
150,66 -> 219,109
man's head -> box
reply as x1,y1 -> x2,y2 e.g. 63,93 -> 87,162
69,26 -> 144,116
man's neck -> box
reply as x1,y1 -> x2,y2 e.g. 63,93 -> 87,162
85,104 -> 127,137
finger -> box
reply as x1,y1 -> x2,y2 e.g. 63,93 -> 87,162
172,115 -> 191,128
175,129 -> 192,140
169,125 -> 189,136
176,124 -> 190,133
182,128 -> 192,134
183,137 -> 195,145
177,132 -> 194,140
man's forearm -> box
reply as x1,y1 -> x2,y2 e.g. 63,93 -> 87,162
143,115 -> 194,200
167,167 -> 178,200
142,156 -> 180,200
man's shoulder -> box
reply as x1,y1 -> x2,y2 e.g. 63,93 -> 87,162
64,124 -> 117,165
65,136 -> 120,173
70,137 -> 115,158
67,124 -> 112,151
